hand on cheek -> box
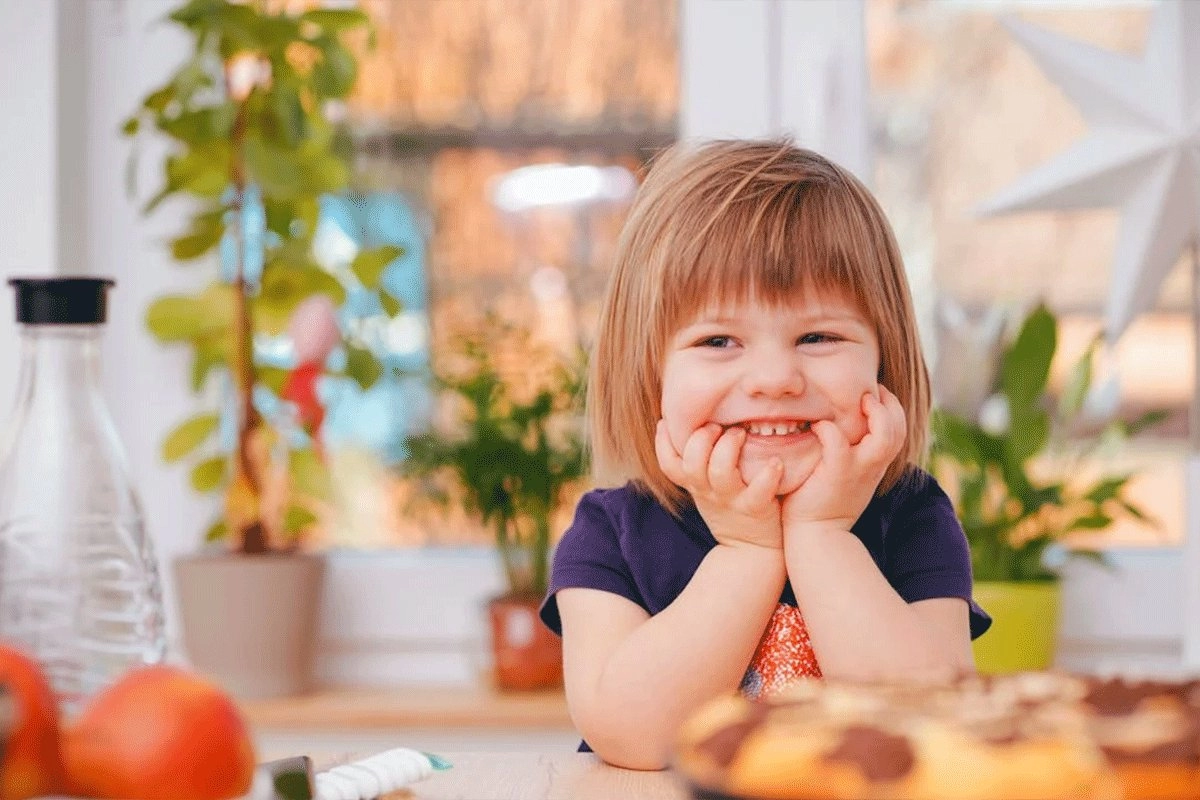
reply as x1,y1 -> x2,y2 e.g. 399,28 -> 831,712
655,420 -> 784,550
780,384 -> 907,532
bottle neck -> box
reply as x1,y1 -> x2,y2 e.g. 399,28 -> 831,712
15,324 -> 105,402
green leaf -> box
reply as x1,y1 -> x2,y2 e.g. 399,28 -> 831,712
299,9 -> 371,34
190,456 -> 227,493
289,449 -> 331,501
1001,304 -> 1056,409
122,116 -> 139,136
283,505 -> 319,535
268,84 -> 307,148
379,291 -> 402,317
258,365 -> 290,395
311,40 -> 357,98
165,143 -> 232,198
1070,513 -> 1114,530
1057,337 -> 1096,419
351,245 -> 402,289
345,345 -> 382,390
303,153 -> 349,194
142,84 -> 177,115
245,137 -> 305,200
1083,476 -> 1130,504
191,334 -> 231,391
930,410 -> 982,465
204,519 -> 229,542
1124,409 -> 1170,437
170,209 -> 227,260
259,262 -> 347,318
162,413 -> 221,462
169,0 -> 223,27
1002,407 -> 1050,465
145,284 -> 236,342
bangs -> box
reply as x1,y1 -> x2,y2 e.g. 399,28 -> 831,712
657,177 -> 879,332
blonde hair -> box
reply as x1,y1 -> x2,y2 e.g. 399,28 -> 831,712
587,139 -> 931,514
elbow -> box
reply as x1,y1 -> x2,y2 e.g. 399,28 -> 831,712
573,708 -> 671,771
586,735 -> 669,771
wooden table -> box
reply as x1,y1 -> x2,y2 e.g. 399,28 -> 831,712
327,752 -> 691,800
242,687 -> 573,731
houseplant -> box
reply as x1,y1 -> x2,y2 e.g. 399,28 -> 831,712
403,320 -> 587,690
123,0 -> 402,697
929,302 -> 1164,673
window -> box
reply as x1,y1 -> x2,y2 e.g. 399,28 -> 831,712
867,0 -> 1187,546
309,0 -> 678,548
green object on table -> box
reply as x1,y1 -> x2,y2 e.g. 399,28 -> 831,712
972,580 -> 1062,674
424,752 -> 454,771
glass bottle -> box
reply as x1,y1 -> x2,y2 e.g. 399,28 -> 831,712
0,277 -> 165,712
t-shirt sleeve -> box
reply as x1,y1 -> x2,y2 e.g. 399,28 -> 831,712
886,476 -> 993,640
538,491 -> 646,636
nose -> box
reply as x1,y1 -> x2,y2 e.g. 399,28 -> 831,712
741,345 -> 804,397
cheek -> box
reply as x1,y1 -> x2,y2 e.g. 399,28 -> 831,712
832,372 -> 879,443
660,362 -> 713,452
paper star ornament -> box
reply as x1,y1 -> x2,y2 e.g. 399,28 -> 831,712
977,0 -> 1200,340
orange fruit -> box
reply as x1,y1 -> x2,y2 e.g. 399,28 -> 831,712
0,643 -> 66,800
62,664 -> 256,800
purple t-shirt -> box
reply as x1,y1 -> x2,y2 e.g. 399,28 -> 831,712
540,467 -> 992,639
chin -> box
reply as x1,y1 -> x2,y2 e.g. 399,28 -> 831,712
740,457 -> 814,496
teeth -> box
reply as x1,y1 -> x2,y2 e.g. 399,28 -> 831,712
745,421 -> 810,436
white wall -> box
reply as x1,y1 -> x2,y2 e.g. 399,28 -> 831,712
0,0 -> 60,410
680,0 -> 872,182
82,0 -> 217,651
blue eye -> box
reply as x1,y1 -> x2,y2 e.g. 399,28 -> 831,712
697,335 -> 735,348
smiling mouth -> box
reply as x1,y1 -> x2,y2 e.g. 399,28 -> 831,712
740,420 -> 813,437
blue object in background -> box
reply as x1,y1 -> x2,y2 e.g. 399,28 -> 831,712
316,191 -> 433,465
221,188 -> 432,466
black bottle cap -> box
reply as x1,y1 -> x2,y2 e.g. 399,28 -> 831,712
7,277 -> 115,324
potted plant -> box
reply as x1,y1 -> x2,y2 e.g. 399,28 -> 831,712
403,320 -> 587,691
123,0 -> 402,697
929,302 -> 1165,674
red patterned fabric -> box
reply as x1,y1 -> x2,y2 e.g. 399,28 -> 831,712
740,603 -> 822,699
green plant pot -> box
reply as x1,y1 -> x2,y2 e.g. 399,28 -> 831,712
971,580 -> 1062,674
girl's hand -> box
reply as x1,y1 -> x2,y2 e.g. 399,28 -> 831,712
781,385 -> 906,533
655,420 -> 784,550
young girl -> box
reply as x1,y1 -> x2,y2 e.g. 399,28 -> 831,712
538,140 -> 991,770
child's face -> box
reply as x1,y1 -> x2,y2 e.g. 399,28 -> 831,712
660,290 -> 882,496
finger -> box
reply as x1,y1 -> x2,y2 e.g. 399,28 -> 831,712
654,420 -> 688,485
860,389 -> 906,463
680,423 -> 722,485
811,419 -> 849,470
708,426 -> 747,493
741,456 -> 784,507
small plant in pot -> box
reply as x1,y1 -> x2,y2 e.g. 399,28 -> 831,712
929,302 -> 1165,674
124,0 -> 402,697
403,320 -> 587,691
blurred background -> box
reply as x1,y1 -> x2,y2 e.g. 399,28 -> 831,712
0,0 -> 1194,753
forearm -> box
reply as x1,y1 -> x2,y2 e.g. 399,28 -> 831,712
577,544 -> 785,770
785,525 -> 960,682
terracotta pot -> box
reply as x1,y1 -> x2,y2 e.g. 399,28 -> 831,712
174,551 -> 326,699
487,594 -> 562,692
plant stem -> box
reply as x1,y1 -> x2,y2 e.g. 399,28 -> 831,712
531,505 -> 550,599
495,515 -> 519,596
227,73 -> 267,555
